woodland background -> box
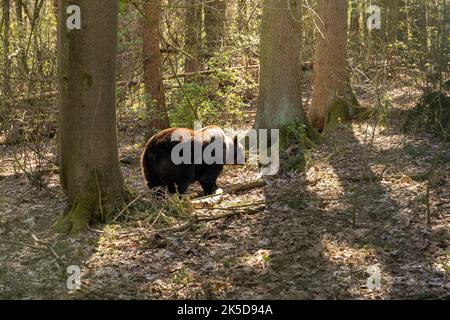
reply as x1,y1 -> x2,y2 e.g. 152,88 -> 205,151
0,0 -> 449,299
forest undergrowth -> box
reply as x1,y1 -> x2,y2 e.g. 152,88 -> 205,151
0,86 -> 449,299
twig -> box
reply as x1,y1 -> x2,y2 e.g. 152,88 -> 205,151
3,239 -> 48,251
31,234 -> 63,272
112,192 -> 145,222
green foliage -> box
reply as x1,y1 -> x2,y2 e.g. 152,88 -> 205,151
119,0 -> 127,16
286,123 -> 309,146
169,51 -> 257,128
403,90 -> 450,139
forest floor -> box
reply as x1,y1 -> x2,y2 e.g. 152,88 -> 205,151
0,87 -> 449,299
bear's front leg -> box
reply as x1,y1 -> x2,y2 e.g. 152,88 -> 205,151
198,173 -> 220,195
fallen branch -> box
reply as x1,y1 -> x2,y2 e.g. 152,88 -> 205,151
193,179 -> 267,203
154,204 -> 266,235
223,179 -> 266,194
3,239 -> 48,251
31,234 -> 63,272
112,192 -> 145,222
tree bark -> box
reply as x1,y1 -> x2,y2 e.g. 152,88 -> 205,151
142,0 -> 170,134
236,0 -> 247,32
309,0 -> 358,132
3,0 -> 11,97
204,0 -> 226,55
404,0 -> 413,42
358,0 -> 367,46
254,0 -> 319,147
387,0 -> 400,43
184,0 -> 202,74
56,0 -> 125,234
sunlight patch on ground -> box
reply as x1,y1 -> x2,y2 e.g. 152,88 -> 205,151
240,249 -> 272,270
306,163 -> 346,198
320,235 -> 390,298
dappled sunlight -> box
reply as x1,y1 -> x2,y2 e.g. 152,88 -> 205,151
305,162 -> 346,199
0,0 -> 448,301
320,235 -> 389,298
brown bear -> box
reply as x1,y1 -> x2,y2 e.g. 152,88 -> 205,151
141,125 -> 243,195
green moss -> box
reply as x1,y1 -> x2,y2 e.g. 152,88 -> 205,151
324,98 -> 351,132
53,197 -> 95,234
279,121 -> 322,150
322,86 -> 359,132
53,171 -> 127,234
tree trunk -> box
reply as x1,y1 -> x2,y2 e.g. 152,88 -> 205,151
184,0 -> 202,74
236,0 -> 247,32
3,0 -> 11,97
56,0 -> 125,234
387,0 -> 400,43
358,0 -> 367,46
142,0 -> 170,134
414,0 -> 427,48
309,0 -> 358,132
254,0 -> 318,147
204,0 -> 226,55
404,0 -> 413,42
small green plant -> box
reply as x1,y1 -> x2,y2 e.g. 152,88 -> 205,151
403,90 -> 450,139
286,124 -> 308,145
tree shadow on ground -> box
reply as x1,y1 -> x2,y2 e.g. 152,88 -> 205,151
214,119 -> 449,299
0,174 -> 102,299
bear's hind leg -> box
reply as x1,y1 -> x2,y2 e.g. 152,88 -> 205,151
176,182 -> 190,195
167,182 -> 190,195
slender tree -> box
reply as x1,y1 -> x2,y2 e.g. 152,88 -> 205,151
309,0 -> 358,132
14,0 -> 27,73
142,0 -> 170,133
56,0 -> 125,233
386,0 -> 400,43
236,0 -> 247,33
3,0 -> 11,97
348,0 -> 359,34
184,0 -> 202,74
358,0 -> 367,46
204,0 -> 226,55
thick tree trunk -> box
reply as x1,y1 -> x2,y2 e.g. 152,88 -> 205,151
56,0 -> 125,234
254,0 -> 319,147
204,0 -> 226,55
142,0 -> 170,134
184,0 -> 202,74
309,0 -> 358,132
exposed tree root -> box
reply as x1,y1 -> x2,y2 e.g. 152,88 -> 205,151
53,199 -> 93,234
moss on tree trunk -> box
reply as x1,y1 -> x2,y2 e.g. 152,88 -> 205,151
54,197 -> 96,234
324,88 -> 359,132
309,0 -> 359,133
